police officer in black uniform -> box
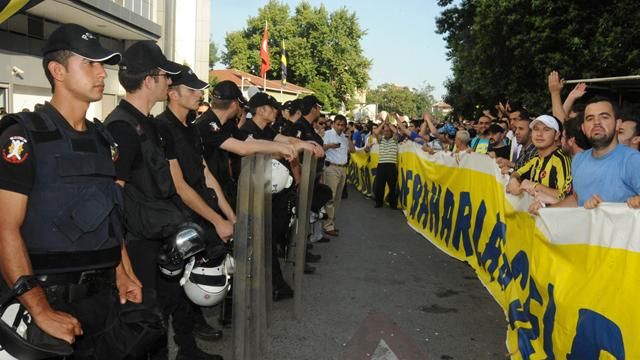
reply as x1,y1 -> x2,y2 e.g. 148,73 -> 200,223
155,66 -> 235,341
272,99 -> 302,136
196,81 -> 299,207
0,24 -> 158,359
104,42 -> 221,360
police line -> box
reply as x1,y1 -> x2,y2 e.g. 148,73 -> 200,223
347,141 -> 638,359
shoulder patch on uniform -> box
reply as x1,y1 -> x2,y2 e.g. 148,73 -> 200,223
209,121 -> 221,132
111,142 -> 119,162
296,130 -> 302,138
2,136 -> 29,164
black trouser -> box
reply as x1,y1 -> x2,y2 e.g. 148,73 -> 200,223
38,269 -> 163,360
272,189 -> 293,289
127,238 -> 197,357
374,163 -> 398,208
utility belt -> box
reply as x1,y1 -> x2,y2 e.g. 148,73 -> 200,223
325,161 -> 347,168
39,268 -> 116,304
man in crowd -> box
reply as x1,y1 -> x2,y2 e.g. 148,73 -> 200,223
0,23 -> 149,359
470,115 -> 491,153
542,97 -> 640,209
454,130 -> 471,152
370,119 -> 399,209
322,114 -> 355,236
561,116 -> 588,157
618,107 -> 640,151
507,115 -> 572,202
487,123 -> 510,160
496,116 -> 538,174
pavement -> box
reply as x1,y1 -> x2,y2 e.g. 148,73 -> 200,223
194,185 -> 507,360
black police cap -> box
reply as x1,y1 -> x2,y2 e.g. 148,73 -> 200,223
170,65 -> 209,90
42,23 -> 121,65
249,92 -> 281,110
301,95 -> 324,112
211,80 -> 247,105
120,41 -> 181,74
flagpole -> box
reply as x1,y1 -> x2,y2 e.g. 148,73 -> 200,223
263,74 -> 266,92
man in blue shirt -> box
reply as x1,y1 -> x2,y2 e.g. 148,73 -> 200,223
539,96 -> 640,209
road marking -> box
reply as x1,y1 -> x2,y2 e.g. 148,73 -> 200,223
371,339 -> 400,360
339,310 -> 429,360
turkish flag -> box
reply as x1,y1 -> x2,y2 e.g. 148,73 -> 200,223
260,22 -> 270,78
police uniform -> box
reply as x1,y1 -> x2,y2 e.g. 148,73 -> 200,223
156,66 -> 227,262
241,93 -> 296,298
0,24 -> 162,360
105,41 -> 215,360
195,82 -> 249,205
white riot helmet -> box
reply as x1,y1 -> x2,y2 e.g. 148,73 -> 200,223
180,256 -> 231,307
271,159 -> 293,194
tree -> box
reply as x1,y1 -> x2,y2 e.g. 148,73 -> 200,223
436,0 -> 640,119
367,83 -> 418,117
209,37 -> 219,69
221,0 -> 371,110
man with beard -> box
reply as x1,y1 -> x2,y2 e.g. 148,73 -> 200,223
486,123 -> 510,160
536,97 -> 640,210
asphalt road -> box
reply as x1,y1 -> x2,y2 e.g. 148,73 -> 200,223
197,186 -> 506,360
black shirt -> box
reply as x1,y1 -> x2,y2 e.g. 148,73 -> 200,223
240,119 -> 278,141
292,117 -> 323,145
195,109 -> 248,186
490,144 -> 511,160
106,100 -> 163,182
156,109 -> 199,161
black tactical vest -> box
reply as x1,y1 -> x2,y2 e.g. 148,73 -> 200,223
0,111 -> 122,274
156,111 -> 219,213
104,106 -> 187,240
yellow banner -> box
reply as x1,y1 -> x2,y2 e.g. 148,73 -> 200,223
349,142 -> 638,359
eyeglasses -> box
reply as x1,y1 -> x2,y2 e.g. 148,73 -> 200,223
318,122 -> 326,126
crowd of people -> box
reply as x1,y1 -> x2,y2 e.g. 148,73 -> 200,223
1,21 -> 640,360
344,72 -> 640,213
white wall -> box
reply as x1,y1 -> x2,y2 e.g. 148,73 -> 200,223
174,0 -> 210,82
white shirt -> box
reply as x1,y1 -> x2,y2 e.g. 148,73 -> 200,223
323,128 -> 349,165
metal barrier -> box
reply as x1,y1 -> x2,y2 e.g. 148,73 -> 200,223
285,150 -> 317,320
233,154 -> 271,360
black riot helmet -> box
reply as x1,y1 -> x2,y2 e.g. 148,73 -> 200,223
157,223 -> 207,278
0,276 -> 74,360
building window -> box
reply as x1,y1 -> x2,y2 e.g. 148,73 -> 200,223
0,86 -> 8,116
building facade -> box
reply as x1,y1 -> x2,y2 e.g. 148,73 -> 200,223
0,0 -> 210,118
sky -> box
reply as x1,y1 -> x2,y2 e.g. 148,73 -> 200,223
210,0 -> 452,100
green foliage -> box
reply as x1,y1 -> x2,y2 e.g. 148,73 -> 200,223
367,83 -> 437,118
221,0 -> 371,108
436,0 -> 640,119
307,80 -> 340,112
209,37 -> 218,69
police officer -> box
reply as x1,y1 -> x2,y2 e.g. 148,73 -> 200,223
156,65 -> 234,339
0,24 -> 153,359
104,42 -> 221,360
196,81 -> 298,206
239,93 -> 324,298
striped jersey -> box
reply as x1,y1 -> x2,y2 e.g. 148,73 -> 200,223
516,147 -> 572,197
378,136 -> 398,164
